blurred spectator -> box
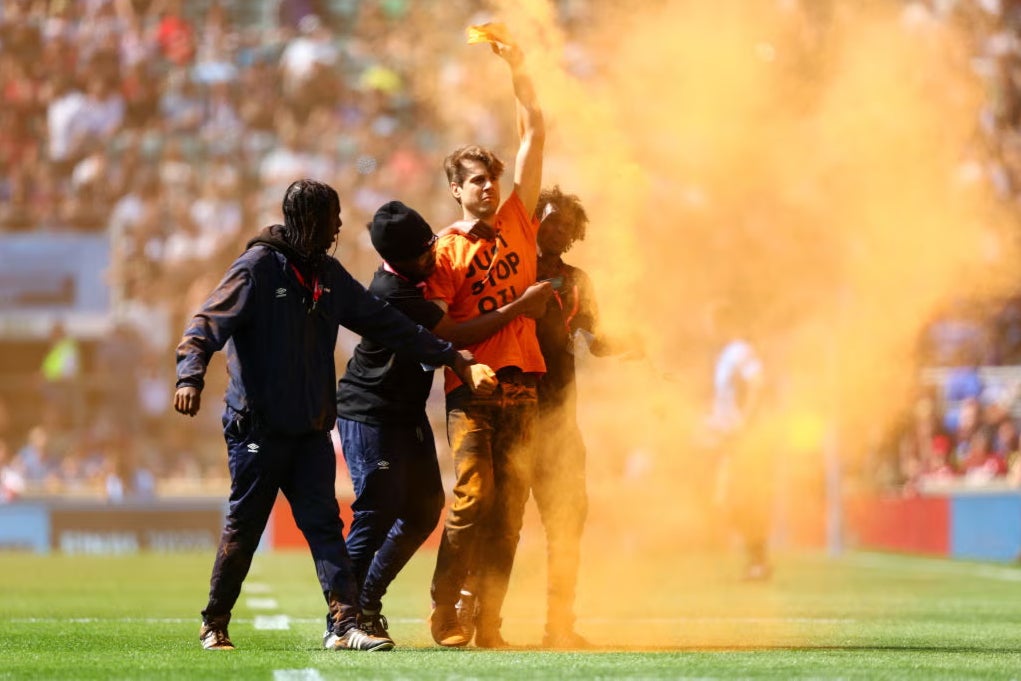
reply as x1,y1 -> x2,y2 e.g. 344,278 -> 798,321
961,429 -> 1008,483
0,439 -> 25,503
922,300 -> 990,367
39,321 -> 81,428
14,425 -> 54,485
942,364 -> 984,433
46,73 -> 87,179
951,396 -> 983,467
276,0 -> 330,32
994,415 -> 1020,462
155,0 -> 196,67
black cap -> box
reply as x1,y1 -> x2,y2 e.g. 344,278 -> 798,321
369,201 -> 437,263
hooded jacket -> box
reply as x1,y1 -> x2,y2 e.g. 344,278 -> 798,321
175,225 -> 458,435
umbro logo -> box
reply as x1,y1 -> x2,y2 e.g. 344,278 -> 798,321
275,288 -> 287,298
247,443 -> 259,452
377,460 -> 390,470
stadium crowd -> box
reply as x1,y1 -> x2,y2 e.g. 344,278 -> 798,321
0,0 -> 527,500
4,0 -> 1021,501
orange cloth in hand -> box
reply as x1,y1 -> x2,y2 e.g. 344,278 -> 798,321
466,22 -> 511,45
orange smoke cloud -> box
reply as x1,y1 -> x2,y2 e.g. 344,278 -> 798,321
428,0 -> 1018,645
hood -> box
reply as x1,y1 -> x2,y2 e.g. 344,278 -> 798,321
247,224 -> 325,271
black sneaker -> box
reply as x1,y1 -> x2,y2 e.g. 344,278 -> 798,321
358,612 -> 394,645
455,590 -> 476,644
199,621 -> 234,650
323,626 -> 395,651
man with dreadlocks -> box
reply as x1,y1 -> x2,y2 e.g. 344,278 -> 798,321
174,178 -> 494,652
530,185 -> 642,648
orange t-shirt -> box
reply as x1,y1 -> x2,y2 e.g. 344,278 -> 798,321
427,191 -> 546,392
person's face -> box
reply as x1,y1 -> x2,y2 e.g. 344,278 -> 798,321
537,208 -> 574,256
393,241 -> 437,282
452,160 -> 499,220
318,206 -> 342,252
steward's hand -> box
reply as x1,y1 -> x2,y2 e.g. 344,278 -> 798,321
467,362 -> 498,396
452,350 -> 497,396
174,386 -> 202,416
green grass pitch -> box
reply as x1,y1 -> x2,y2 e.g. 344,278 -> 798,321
2,546 -> 1021,679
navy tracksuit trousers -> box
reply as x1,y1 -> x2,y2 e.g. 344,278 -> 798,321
202,407 -> 360,632
337,413 -> 445,613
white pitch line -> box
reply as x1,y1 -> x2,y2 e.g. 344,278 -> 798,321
273,669 -> 324,681
843,551 -> 1021,582
246,597 -> 280,610
10,618 -> 197,624
254,614 -> 291,630
244,581 -> 272,594
581,616 -> 855,625
8,615 -> 855,625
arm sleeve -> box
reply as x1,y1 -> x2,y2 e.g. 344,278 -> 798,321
425,241 -> 462,307
503,190 -> 539,243
334,267 -> 458,367
384,286 -> 446,330
175,257 -> 255,390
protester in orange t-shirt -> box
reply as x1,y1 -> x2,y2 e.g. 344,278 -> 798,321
428,190 -> 547,391
425,29 -> 550,649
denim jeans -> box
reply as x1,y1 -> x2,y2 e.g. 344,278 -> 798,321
338,414 -> 444,613
430,371 -> 538,630
202,407 -> 360,633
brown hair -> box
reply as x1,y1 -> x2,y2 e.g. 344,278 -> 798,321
443,145 -> 506,191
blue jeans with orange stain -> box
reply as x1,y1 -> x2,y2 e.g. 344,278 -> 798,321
337,413 -> 445,613
430,371 -> 538,631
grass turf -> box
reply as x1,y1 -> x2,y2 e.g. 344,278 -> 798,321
2,547 -> 1021,679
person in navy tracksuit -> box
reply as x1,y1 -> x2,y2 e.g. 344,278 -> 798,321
174,179 -> 489,652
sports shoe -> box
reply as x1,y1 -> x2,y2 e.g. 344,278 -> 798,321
358,611 -> 394,645
455,590 -> 477,644
542,628 -> 591,649
474,627 -> 511,649
474,617 -> 510,649
428,604 -> 469,647
199,620 -> 234,650
323,626 -> 395,651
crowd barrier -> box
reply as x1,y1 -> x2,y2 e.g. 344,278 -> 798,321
845,486 -> 1021,562
0,495 -> 443,554
5,488 -> 1015,560
0,499 -> 226,553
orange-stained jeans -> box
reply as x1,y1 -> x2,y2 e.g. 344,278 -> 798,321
430,370 -> 538,631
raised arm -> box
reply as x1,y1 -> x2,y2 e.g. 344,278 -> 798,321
491,39 -> 544,216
